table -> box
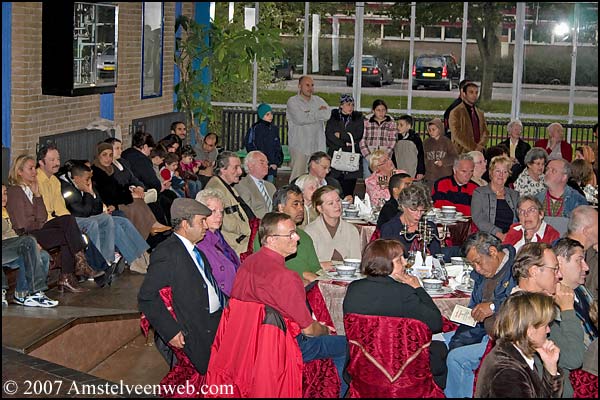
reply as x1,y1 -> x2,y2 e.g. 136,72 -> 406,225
316,280 -> 470,335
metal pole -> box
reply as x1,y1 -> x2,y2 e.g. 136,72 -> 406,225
303,2 -> 309,75
352,2 -> 364,110
312,14 -> 320,73
510,3 -> 525,120
332,16 -> 339,71
252,2 -> 259,109
567,3 -> 578,129
460,2 -> 468,82
407,2 -> 416,113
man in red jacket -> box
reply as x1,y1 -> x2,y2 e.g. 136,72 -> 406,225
534,122 -> 573,162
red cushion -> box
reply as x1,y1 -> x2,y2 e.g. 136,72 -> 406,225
570,368 -> 599,398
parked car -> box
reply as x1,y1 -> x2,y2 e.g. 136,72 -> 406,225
97,46 -> 116,79
412,54 -> 460,91
345,55 -> 394,87
273,59 -> 295,81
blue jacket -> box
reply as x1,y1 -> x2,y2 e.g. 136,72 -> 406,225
449,245 -> 517,350
535,186 -> 588,217
245,120 -> 283,171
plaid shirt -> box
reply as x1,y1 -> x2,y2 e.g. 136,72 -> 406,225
359,115 -> 398,157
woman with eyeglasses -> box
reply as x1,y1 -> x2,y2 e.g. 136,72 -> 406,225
304,185 -> 361,263
514,147 -> 548,197
472,155 -> 520,241
380,183 -> 442,256
364,149 -> 405,208
502,196 -> 560,253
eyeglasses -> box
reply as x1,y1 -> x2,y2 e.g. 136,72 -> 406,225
518,207 -> 539,216
318,163 -> 331,172
407,207 -> 426,214
538,264 -> 560,274
270,231 -> 300,240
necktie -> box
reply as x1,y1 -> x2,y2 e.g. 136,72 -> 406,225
470,106 -> 481,145
257,180 -> 272,212
193,247 -> 226,309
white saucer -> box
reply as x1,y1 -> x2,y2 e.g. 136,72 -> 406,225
326,271 -> 364,281
456,284 -> 473,294
424,286 -> 454,297
342,216 -> 365,222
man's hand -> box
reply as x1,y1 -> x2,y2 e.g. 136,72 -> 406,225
302,271 -> 319,284
301,321 -> 331,337
319,105 -> 328,111
471,302 -> 495,322
320,261 -> 334,272
553,282 -> 575,311
169,331 -> 185,349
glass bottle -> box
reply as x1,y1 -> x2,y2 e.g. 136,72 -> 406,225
433,254 -> 448,283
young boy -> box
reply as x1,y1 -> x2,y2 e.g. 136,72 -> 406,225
159,153 -> 186,198
396,114 -> 425,181
245,103 -> 283,183
423,118 -> 458,189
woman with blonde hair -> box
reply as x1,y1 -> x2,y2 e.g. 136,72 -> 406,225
364,149 -> 405,208
475,291 -> 563,397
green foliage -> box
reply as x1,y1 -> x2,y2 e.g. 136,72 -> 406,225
174,14 -> 283,142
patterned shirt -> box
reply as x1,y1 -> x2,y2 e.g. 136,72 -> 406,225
359,115 -> 398,158
514,168 -> 545,197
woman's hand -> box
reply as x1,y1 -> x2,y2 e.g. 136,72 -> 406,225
30,179 -> 41,197
537,339 -> 560,376
391,270 -> 421,289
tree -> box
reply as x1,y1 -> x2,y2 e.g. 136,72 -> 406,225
174,15 -> 283,142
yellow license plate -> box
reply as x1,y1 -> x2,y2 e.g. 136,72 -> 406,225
102,66 -> 115,71
361,67 -> 368,72
423,72 -> 436,77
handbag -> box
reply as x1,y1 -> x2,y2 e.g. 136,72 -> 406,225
331,132 -> 360,172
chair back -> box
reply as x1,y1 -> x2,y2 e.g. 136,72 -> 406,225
343,313 -> 444,398
544,216 -> 570,237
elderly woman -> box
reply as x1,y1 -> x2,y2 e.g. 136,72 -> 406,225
500,119 -> 531,182
468,150 -> 488,187
195,189 -> 240,296
472,155 -> 520,241
514,147 -> 548,197
535,122 -> 573,162
325,94 -> 364,198
502,195 -> 560,252
364,149 -> 405,208
295,173 -> 320,229
475,291 -> 563,397
304,186 -> 361,262
343,239 -> 447,388
380,183 -> 442,256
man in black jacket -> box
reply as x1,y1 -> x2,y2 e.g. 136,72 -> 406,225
138,198 -> 224,374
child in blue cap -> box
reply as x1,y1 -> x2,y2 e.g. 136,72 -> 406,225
244,103 -> 284,183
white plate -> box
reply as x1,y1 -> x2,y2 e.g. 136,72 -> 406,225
456,285 -> 473,294
342,216 -> 366,222
325,271 -> 365,281
424,286 -> 454,297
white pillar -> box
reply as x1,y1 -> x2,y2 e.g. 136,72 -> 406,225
510,3 -> 526,120
460,2 -> 468,82
567,3 -> 578,128
332,16 -> 340,71
312,14 -> 320,73
252,2 -> 259,109
352,2 -> 364,110
407,2 -> 416,112
381,24 -> 385,39
441,26 -> 445,41
228,2 -> 234,23
420,26 -> 424,40
303,2 -> 309,75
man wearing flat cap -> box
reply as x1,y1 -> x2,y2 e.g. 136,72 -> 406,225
138,198 -> 226,375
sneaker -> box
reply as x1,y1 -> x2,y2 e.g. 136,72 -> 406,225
15,292 -> 59,308
2,289 -> 7,307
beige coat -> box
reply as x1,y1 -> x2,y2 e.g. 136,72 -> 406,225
304,215 -> 361,262
448,102 -> 489,154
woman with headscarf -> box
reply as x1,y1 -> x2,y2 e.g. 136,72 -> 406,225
91,142 -> 170,240
325,94 -> 364,198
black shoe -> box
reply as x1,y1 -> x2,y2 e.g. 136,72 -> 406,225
115,257 -> 127,275
94,262 -> 118,288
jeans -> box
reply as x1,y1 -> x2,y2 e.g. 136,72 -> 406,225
112,215 -> 150,264
443,331 -> 489,398
186,180 -> 202,200
2,235 -> 50,293
362,157 -> 372,179
296,334 -> 348,398
76,214 -> 115,264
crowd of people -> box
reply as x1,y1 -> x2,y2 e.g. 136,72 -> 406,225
2,74 -> 598,398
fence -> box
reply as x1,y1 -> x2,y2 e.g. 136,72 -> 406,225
221,108 -> 596,152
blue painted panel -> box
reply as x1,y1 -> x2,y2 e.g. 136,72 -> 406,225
173,2 -> 182,107
194,2 -> 211,138
2,2 -> 12,148
100,93 -> 114,121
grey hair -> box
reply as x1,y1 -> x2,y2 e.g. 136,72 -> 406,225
567,205 -> 598,235
195,188 -> 224,205
462,232 -> 502,257
453,153 -> 474,169
549,158 -> 571,179
243,150 -> 263,173
397,182 -> 432,210
214,150 -> 239,177
507,119 -> 523,131
547,122 -> 563,134
295,173 -> 320,191
468,150 -> 485,162
524,147 -> 548,166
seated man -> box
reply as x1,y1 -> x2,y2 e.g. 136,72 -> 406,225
565,206 -> 598,300
432,153 -> 478,217
376,172 -> 413,229
444,232 -> 516,398
236,151 -> 276,219
233,212 -> 348,397
291,151 -> 344,195
535,158 -> 588,218
254,185 -> 321,285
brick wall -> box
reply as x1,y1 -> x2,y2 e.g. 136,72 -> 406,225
9,2 -> 195,160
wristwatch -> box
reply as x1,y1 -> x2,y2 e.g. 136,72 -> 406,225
489,303 -> 496,312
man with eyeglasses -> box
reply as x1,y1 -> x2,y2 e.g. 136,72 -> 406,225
226,212 -> 348,396
564,205 -> 598,301
510,242 -> 584,397
502,195 -> 560,253
291,151 -> 344,196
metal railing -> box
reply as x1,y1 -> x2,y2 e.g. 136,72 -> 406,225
221,108 -> 596,152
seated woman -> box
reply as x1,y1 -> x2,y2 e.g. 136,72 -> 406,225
304,186 -> 361,263
295,173 -> 320,229
475,291 -> 563,397
3,184 -> 57,307
472,155 -> 520,241
364,150 -> 405,208
569,159 -> 596,195
6,155 -> 90,293
343,239 -> 446,388
514,147 -> 548,197
468,150 -> 488,187
502,196 -> 560,253
195,189 -> 240,297
380,183 -> 442,256
92,143 -> 170,240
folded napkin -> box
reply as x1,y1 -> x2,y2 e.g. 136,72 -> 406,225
354,195 -> 372,217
